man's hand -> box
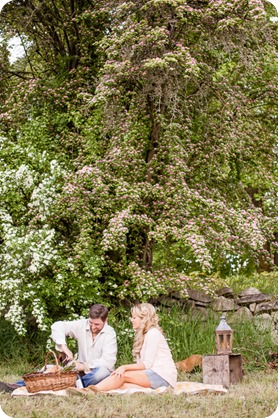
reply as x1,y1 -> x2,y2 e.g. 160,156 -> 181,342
73,361 -> 85,372
60,345 -> 73,363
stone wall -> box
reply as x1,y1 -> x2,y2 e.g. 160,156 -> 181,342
158,286 -> 278,346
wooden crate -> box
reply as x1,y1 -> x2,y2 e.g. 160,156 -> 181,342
202,354 -> 243,388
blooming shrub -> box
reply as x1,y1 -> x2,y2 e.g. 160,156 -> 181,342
0,0 -> 278,335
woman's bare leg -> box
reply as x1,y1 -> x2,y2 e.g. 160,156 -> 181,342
123,371 -> 151,387
93,374 -> 124,391
94,371 -> 151,392
119,382 -> 148,390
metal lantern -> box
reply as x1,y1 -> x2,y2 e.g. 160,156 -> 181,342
215,314 -> 233,354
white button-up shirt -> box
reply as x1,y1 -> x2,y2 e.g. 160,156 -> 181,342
51,319 -> 117,372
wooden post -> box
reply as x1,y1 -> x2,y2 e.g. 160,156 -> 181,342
202,354 -> 243,388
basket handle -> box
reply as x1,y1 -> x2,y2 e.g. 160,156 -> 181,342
43,350 -> 59,372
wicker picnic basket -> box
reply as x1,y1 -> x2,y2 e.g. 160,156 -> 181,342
22,350 -> 78,393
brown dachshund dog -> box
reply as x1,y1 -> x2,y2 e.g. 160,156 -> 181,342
176,355 -> 203,372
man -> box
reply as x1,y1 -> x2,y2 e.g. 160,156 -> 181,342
51,303 -> 117,387
0,303 -> 117,392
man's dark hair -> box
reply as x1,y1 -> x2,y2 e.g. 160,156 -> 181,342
89,304 -> 109,321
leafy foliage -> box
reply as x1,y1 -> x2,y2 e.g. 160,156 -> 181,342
0,0 -> 277,333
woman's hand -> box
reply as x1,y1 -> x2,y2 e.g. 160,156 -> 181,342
112,366 -> 126,379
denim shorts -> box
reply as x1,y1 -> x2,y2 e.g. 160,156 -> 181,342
145,370 -> 170,389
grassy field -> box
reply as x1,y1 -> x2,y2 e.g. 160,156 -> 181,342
0,309 -> 277,418
0,273 -> 277,418
0,370 -> 277,418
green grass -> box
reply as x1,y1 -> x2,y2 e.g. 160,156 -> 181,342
0,302 -> 275,373
0,370 -> 277,418
1,269 -> 276,370
224,271 -> 278,295
0,300 -> 277,418
109,305 -> 276,370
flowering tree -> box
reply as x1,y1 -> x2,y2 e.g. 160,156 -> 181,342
0,0 -> 278,333
61,0 -> 278,291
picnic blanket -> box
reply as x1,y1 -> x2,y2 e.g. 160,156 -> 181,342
11,381 -> 228,397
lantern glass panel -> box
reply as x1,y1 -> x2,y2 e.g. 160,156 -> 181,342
215,315 -> 233,354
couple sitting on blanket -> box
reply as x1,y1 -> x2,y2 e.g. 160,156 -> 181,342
60,302 -> 177,393
56,302 -> 176,393
0,302 -> 177,394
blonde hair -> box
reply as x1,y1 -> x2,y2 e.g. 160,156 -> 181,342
131,303 -> 162,359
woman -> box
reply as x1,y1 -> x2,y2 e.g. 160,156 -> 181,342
72,303 -> 177,393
